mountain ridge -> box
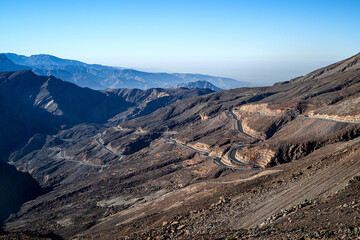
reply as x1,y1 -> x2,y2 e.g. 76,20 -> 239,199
292,52 -> 360,83
0,70 -> 213,157
2,53 -> 251,90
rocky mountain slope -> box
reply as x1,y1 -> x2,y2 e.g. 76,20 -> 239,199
0,70 -> 212,157
1,53 -> 360,239
2,53 -> 250,90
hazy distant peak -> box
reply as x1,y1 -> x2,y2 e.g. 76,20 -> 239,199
0,53 -> 11,62
164,80 -> 223,91
5,53 -> 87,68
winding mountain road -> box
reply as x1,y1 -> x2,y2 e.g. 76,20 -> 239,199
163,136 -> 255,170
222,108 -> 360,170
228,145 -> 260,169
116,107 -> 346,171
224,110 -> 264,168
299,115 -> 360,124
95,133 -> 124,160
227,110 -> 259,140
235,108 -> 360,124
55,148 -> 107,168
162,137 -> 209,154
162,136 -> 235,169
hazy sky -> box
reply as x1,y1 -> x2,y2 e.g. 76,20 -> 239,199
1,0 -> 359,84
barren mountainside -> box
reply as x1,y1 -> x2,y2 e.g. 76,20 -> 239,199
1,53 -> 360,239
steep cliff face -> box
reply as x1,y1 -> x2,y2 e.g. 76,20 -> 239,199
271,124 -> 360,165
239,103 -> 290,116
234,146 -> 275,168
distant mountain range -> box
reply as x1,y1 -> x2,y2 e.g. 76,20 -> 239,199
164,80 -> 222,91
0,53 -> 252,90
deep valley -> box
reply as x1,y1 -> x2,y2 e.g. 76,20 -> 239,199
1,53 -> 360,239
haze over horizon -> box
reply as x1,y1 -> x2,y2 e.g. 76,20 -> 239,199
1,0 -> 359,85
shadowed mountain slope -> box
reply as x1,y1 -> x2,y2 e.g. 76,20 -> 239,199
0,70 -> 213,157
0,160 -> 47,224
0,70 -> 126,156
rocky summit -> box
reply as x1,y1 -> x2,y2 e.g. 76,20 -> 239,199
1,53 -> 360,239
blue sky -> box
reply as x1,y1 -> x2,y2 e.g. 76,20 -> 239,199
1,0 -> 359,84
